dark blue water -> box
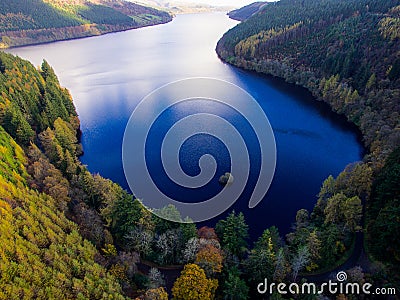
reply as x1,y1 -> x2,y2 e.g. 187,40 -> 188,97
8,13 -> 364,240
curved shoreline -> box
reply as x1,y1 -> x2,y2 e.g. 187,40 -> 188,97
225,63 -> 367,155
215,49 -> 371,278
1,17 -> 173,50
215,49 -> 369,156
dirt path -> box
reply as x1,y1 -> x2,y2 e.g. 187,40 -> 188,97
137,261 -> 183,293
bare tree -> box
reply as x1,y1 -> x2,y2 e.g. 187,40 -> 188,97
182,237 -> 199,263
147,267 -> 165,289
291,245 -> 310,281
124,226 -> 153,256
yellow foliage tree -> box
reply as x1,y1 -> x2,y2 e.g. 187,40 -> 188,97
144,287 -> 168,300
172,264 -> 218,300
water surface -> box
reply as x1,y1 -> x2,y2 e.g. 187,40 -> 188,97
9,13 -> 364,239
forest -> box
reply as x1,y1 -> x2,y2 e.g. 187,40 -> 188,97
217,0 -> 400,296
0,0 -> 399,299
0,50 -> 396,300
0,0 -> 172,48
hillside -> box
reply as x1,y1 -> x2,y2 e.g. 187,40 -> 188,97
1,1 -> 400,297
0,51 -> 394,299
0,52 -> 128,299
0,0 -> 172,48
0,129 -> 127,299
227,1 -> 268,21
0,52 -> 194,299
217,0 -> 400,285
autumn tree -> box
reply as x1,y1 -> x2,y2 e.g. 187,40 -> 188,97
324,193 -> 362,232
306,230 -> 322,271
311,175 -> 336,226
295,209 -> 310,230
144,288 -> 168,300
172,264 -> 218,300
136,287 -> 168,300
334,163 -> 373,200
198,226 -> 218,240
195,244 -> 223,277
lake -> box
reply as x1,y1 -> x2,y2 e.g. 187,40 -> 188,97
8,13 -> 364,240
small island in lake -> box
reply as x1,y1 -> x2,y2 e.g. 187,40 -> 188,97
219,172 -> 234,186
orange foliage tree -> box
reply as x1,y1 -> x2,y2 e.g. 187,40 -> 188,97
197,226 -> 218,240
195,244 -> 223,277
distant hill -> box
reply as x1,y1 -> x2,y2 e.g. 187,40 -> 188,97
227,1 -> 268,21
136,0 -> 234,14
0,0 -> 172,48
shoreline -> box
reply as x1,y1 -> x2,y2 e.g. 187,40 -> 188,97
1,18 -> 173,50
215,51 -> 369,156
215,51 -> 371,277
227,63 -> 367,153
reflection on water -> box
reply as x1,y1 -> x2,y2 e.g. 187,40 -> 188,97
8,13 -> 363,239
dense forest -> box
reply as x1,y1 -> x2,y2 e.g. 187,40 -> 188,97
0,0 -> 172,48
1,0 -> 399,299
0,52 -> 126,298
0,52 -> 206,299
0,54 -> 395,299
217,0 -> 400,296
